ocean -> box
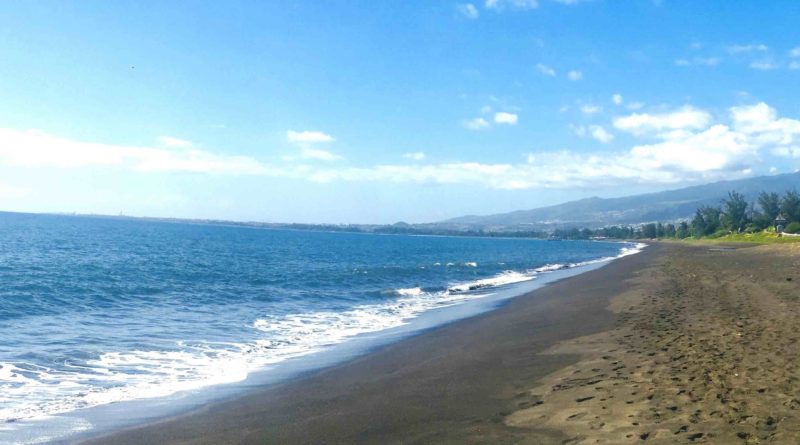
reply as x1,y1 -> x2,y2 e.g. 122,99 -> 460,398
0,213 -> 643,444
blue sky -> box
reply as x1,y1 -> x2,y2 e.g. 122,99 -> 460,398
1,1 -> 800,223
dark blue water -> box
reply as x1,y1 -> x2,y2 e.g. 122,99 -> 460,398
0,213 -> 640,443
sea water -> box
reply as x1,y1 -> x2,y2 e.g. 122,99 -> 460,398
0,212 -> 643,443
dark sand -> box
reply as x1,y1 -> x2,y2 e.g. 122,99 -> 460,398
84,244 -> 660,445
507,242 -> 800,444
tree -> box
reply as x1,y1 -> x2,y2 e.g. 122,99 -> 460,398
721,191 -> 749,232
691,209 -> 706,237
641,223 -> 657,239
692,206 -> 721,237
781,190 -> 800,223
598,225 -> 636,239
676,221 -> 690,239
786,222 -> 800,234
757,191 -> 781,226
663,223 -> 676,238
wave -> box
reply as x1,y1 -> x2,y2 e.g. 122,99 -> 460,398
569,242 -> 647,268
396,287 -> 424,296
0,242 -> 645,429
447,270 -> 534,292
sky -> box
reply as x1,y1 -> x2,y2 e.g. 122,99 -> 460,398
1,1 -> 800,224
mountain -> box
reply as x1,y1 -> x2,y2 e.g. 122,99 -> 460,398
439,172 -> 800,229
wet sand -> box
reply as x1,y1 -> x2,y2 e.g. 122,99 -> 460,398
87,241 -> 800,444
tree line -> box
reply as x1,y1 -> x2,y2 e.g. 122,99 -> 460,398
554,190 -> 800,240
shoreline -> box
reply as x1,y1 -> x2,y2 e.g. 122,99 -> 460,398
81,243 -> 660,444
0,230 -> 636,444
55,254 -> 608,444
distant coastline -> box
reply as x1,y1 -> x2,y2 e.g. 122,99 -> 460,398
42,210 -> 559,239
0,169 -> 793,244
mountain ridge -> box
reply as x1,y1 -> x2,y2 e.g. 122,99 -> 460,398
439,172 -> 800,229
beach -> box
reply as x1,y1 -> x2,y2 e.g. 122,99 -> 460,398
82,243 -> 652,444
5,2 -> 799,444
83,241 -> 800,444
0,217 -> 637,443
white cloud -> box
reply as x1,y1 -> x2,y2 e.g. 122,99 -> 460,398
790,61 -> 800,70
1,102 -> 798,192
157,136 -> 193,148
0,128 -> 270,174
611,102 -> 800,175
286,130 -> 335,144
326,157 -> 644,190
567,70 -> 583,81
612,94 -> 623,105
695,57 -> 721,66
463,117 -> 490,130
457,3 -> 479,19
573,125 -> 614,143
791,47 -> 800,58
628,124 -> 749,172
728,44 -> 769,54
536,63 -> 556,76
589,125 -> 614,143
403,152 -> 426,161
772,147 -> 800,158
626,102 -> 644,110
675,57 -> 721,67
485,0 -> 589,9
0,127 -> 650,191
286,130 -> 341,161
580,104 -> 601,114
485,0 -> 539,9
730,102 -> 800,147
494,112 -> 519,125
300,147 -> 342,161
750,60 -> 778,70
613,106 -> 712,135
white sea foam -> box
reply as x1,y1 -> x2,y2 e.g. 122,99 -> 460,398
0,242 -> 646,431
0,346 -> 254,427
569,242 -> 647,268
447,270 -> 534,292
620,242 -> 648,256
533,263 -> 566,272
396,287 -> 424,296
0,416 -> 91,445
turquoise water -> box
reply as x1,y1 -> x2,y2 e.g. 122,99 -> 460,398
0,212 -> 640,443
